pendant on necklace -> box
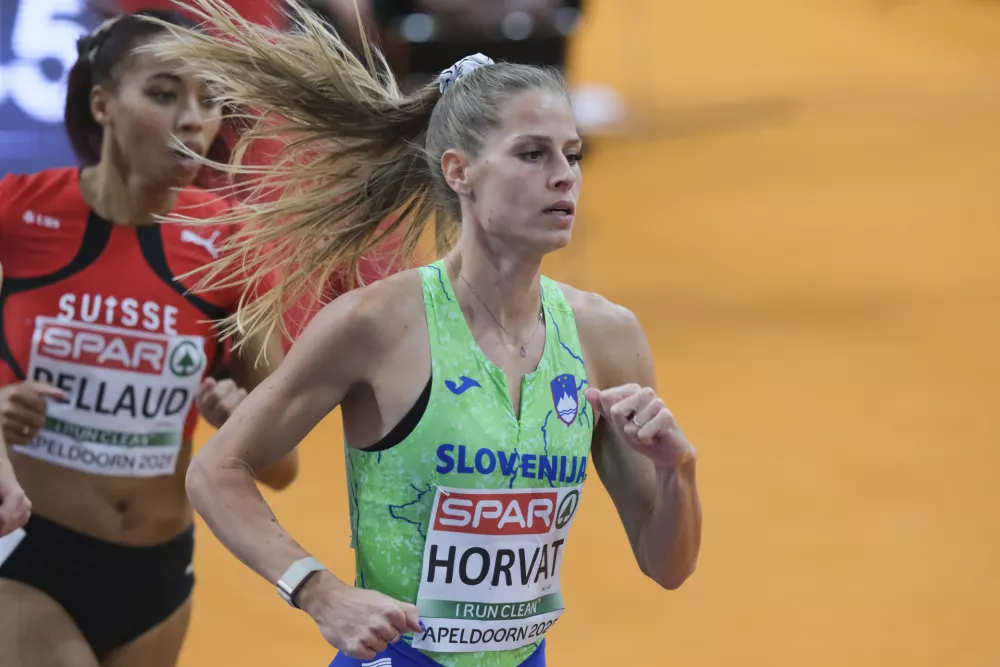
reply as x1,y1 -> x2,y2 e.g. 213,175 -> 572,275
520,346 -> 527,357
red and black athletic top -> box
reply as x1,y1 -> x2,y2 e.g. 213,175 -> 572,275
0,167 -> 243,442
116,0 -> 287,30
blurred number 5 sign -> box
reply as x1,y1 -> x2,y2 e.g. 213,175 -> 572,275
1,0 -> 90,123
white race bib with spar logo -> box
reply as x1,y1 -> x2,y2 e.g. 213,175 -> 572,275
413,484 -> 582,653
13,316 -> 206,477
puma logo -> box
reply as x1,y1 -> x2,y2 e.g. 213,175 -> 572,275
445,376 -> 481,395
180,229 -> 221,259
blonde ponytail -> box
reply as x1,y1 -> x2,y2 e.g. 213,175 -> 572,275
146,0 -> 445,348
146,0 -> 567,353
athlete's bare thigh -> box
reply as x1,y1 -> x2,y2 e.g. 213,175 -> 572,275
0,578 -> 98,667
100,597 -> 192,667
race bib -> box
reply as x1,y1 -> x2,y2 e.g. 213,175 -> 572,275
413,484 -> 583,653
13,316 -> 206,478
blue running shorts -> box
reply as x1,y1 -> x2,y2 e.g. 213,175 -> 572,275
330,639 -> 546,667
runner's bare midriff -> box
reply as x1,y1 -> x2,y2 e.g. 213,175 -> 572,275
9,439 -> 194,546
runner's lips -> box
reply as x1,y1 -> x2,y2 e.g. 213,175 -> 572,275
543,201 -> 575,216
171,141 -> 205,159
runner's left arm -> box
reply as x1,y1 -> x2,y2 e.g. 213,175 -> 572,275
581,298 -> 701,590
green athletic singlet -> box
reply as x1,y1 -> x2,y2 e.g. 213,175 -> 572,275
344,260 -> 595,667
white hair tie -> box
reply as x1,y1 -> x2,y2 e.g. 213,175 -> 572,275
81,15 -> 125,63
439,53 -> 495,94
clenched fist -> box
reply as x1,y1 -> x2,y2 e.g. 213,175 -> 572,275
196,378 -> 247,429
0,382 -> 66,446
298,571 -> 424,660
585,384 -> 696,470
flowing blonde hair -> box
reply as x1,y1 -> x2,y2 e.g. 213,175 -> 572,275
147,0 -> 567,352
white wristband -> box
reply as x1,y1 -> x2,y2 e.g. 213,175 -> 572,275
276,556 -> 327,608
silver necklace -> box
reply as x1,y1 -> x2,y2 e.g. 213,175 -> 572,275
448,258 -> 544,357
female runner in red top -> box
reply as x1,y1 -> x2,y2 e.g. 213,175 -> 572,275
101,0 -> 406,348
0,10 -> 298,667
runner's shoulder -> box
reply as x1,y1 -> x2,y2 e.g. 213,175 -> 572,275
0,169 -> 92,273
0,167 -> 78,201
554,282 -> 647,386
555,282 -> 641,340
0,167 -> 83,224
309,268 -> 425,357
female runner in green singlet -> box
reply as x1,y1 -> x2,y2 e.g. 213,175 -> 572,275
148,2 -> 702,664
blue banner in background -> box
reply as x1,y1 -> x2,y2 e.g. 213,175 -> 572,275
1,0 -> 100,175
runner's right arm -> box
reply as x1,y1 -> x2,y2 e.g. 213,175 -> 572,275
0,248 -> 35,536
0,260 -> 22,537
0,195 -> 22,535
185,276 -> 422,658
199,327 -> 300,491
0,196 -> 35,536
186,287 -> 374,579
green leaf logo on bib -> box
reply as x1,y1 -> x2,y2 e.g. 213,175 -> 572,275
169,340 -> 204,378
555,489 -> 580,529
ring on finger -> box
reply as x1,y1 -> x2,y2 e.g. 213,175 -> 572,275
631,416 -> 643,428
391,630 -> 401,643
22,425 -> 30,436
